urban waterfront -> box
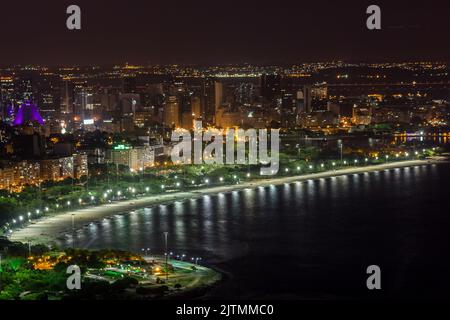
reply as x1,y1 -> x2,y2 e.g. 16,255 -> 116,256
0,1 -> 450,308
63,162 -> 450,299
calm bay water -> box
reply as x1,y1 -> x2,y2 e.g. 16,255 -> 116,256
63,163 -> 450,299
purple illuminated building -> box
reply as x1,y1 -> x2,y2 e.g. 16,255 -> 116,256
12,101 -> 45,126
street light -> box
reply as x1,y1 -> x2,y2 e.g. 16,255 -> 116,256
71,214 -> 75,249
164,232 -> 169,282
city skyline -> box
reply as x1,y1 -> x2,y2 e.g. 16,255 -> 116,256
0,1 -> 450,306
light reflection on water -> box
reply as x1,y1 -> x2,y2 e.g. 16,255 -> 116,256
61,163 -> 450,298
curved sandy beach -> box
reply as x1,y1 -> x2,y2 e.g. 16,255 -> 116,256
9,159 -> 441,245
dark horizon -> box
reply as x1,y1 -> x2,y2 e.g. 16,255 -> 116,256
1,0 -> 449,66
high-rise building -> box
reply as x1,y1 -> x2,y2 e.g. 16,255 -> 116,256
191,96 -> 202,119
297,85 -> 312,114
61,80 -> 74,114
0,76 -> 15,120
202,78 -> 216,125
260,74 -> 281,101
163,95 -> 180,128
214,81 -> 223,114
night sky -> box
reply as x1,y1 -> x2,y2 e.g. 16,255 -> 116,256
1,0 -> 449,65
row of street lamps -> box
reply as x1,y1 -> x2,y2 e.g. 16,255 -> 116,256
2,147 -> 437,235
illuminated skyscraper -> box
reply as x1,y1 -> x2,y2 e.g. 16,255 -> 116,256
163,95 -> 180,128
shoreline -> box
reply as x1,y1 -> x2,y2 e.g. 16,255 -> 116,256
9,159 -> 443,245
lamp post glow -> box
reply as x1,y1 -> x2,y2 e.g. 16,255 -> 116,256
71,214 -> 75,249
164,232 -> 168,282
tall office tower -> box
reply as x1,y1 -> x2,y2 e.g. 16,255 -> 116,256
61,80 -> 74,114
163,95 -> 180,128
235,83 -> 255,104
260,74 -> 281,101
74,90 -> 89,116
214,81 -> 223,114
36,74 -> 61,119
16,76 -> 34,102
191,96 -> 202,119
303,85 -> 312,113
297,85 -> 312,114
0,76 -> 15,120
202,78 -> 216,124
